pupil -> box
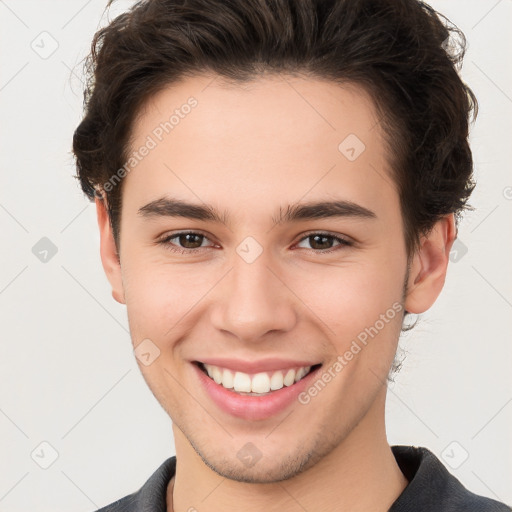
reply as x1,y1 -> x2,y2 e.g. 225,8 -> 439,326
312,235 -> 331,250
181,233 -> 202,248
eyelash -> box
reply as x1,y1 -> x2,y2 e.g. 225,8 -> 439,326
157,230 -> 353,255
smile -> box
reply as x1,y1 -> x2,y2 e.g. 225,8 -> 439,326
196,362 -> 321,395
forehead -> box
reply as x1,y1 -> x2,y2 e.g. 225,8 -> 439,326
123,73 -> 397,225
135,73 -> 383,152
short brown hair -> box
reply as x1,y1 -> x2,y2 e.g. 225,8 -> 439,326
72,0 -> 477,258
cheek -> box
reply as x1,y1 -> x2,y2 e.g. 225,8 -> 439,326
293,259 -> 405,340
120,231 -> 406,351
122,263 -> 196,332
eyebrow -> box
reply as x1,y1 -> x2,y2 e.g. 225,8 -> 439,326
138,196 -> 377,226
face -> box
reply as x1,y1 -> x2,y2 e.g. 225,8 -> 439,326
97,73 -> 452,483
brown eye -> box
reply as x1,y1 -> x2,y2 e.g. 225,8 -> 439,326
158,230 -> 352,255
296,232 -> 352,253
158,231 -> 214,253
176,233 -> 204,249
308,234 -> 334,250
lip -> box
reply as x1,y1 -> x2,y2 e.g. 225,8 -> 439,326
192,361 -> 322,421
194,357 -> 319,374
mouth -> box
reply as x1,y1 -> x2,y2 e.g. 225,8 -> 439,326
193,361 -> 323,396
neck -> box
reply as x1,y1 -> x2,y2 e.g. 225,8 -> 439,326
167,389 -> 408,512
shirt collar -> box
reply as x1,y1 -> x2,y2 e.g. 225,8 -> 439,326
110,445 -> 509,511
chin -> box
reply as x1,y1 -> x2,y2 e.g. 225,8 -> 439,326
203,453 -> 316,484
190,434 -> 330,484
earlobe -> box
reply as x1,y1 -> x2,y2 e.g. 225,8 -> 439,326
95,196 -> 126,305
404,214 -> 456,314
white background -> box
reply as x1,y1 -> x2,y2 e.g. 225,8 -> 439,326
0,0 -> 511,510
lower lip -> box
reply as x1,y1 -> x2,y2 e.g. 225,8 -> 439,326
192,363 -> 322,421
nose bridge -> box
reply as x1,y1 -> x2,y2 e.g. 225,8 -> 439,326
233,247 -> 275,300
210,244 -> 296,341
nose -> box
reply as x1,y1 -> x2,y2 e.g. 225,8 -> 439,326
209,250 -> 297,343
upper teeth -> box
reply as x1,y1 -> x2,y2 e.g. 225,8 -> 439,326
203,364 -> 312,394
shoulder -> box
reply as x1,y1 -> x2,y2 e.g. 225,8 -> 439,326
94,494 -> 138,512
92,456 -> 176,512
390,445 -> 511,511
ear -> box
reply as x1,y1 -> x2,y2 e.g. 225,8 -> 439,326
404,214 -> 456,314
95,196 -> 125,304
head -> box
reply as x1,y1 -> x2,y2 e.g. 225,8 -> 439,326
72,0 -> 476,483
